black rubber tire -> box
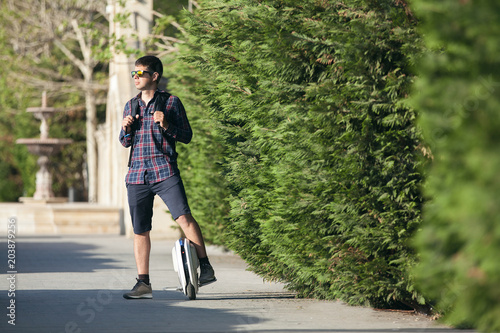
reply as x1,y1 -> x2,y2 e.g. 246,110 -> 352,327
187,282 -> 196,300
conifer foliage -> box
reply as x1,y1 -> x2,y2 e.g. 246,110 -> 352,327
184,0 -> 425,308
410,0 -> 500,330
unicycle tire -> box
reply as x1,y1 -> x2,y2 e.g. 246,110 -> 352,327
187,282 -> 196,300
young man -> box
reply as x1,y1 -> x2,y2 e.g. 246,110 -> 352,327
119,55 -> 216,299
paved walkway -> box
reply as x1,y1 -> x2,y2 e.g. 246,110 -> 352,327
0,235 -> 474,333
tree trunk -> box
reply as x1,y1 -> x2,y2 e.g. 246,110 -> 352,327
85,83 -> 98,203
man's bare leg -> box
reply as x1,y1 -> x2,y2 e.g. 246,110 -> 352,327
176,213 -> 216,285
123,231 -> 153,299
134,231 -> 151,275
175,214 -> 207,258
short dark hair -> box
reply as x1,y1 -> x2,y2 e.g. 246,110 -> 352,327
135,55 -> 163,83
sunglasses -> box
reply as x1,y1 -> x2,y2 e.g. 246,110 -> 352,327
131,70 -> 154,78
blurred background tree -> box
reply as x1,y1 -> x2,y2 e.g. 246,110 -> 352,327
0,0 -> 155,201
0,28 -> 37,201
0,0 -> 111,201
410,0 -> 500,331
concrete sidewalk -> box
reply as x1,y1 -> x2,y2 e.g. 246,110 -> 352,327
0,235 -> 473,333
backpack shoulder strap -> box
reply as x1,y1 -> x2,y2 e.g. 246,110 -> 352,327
127,99 -> 141,167
131,98 -> 140,117
154,91 -> 171,113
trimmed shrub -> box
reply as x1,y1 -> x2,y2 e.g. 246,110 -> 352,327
181,0 -> 427,309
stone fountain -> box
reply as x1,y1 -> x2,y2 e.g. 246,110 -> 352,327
16,92 -> 73,203
0,92 -> 121,235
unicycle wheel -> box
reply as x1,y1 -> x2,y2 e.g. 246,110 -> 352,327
186,282 -> 196,300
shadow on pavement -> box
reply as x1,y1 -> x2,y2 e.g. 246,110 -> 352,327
0,289 -> 266,333
0,284 -> 474,333
218,328 -> 475,333
0,238 -> 125,273
198,291 -> 296,301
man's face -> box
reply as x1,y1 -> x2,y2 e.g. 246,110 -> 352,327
132,65 -> 157,91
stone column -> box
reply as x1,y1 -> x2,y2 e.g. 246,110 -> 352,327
98,0 -> 153,229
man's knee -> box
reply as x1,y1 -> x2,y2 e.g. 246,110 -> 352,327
176,214 -> 196,229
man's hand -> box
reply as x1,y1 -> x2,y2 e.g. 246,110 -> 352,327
122,114 -> 139,133
153,111 -> 169,131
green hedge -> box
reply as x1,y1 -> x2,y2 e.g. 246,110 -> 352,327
179,0 -> 428,309
410,0 -> 500,330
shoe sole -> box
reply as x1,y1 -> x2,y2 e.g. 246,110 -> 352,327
199,277 -> 217,287
123,293 -> 153,299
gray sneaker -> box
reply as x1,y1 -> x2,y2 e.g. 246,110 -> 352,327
199,262 -> 216,286
123,279 -> 153,299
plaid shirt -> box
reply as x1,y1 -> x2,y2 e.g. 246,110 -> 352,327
119,90 -> 192,184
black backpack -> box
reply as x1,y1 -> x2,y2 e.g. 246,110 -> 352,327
127,92 -> 171,167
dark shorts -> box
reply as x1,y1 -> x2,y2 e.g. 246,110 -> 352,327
126,173 -> 191,234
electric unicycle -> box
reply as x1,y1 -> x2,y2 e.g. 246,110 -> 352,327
172,238 -> 199,300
